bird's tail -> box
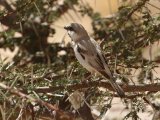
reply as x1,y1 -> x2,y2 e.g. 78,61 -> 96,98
101,72 -> 125,98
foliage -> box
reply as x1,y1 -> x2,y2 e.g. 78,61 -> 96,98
0,0 -> 160,119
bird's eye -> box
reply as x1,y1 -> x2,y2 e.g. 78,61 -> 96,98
67,26 -> 75,31
64,26 -> 75,31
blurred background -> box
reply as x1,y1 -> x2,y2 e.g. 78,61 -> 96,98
0,0 -> 160,63
0,0 -> 160,120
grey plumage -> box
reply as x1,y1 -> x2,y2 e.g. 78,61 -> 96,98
64,23 -> 125,98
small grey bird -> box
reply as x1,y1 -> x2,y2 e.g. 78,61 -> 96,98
64,23 -> 125,98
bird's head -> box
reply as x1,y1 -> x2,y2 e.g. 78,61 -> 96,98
64,23 -> 89,42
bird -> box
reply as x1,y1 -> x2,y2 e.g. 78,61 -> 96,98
64,23 -> 125,98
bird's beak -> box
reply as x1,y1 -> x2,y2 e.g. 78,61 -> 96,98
64,26 -> 69,30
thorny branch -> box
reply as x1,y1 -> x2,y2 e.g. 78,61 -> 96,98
0,83 -> 74,120
127,0 -> 149,19
33,81 -> 160,94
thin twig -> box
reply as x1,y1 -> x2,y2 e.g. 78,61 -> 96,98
127,0 -> 149,19
147,2 -> 160,11
0,83 -> 74,120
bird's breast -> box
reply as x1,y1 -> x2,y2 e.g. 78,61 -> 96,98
73,44 -> 95,73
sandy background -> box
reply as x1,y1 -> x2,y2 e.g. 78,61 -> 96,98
0,0 -> 160,120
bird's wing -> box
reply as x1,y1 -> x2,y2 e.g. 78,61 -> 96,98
77,39 -> 103,70
77,38 -> 113,78
90,38 -> 113,78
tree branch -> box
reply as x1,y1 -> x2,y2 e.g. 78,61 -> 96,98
34,81 -> 160,94
127,0 -> 149,19
0,82 -> 75,120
